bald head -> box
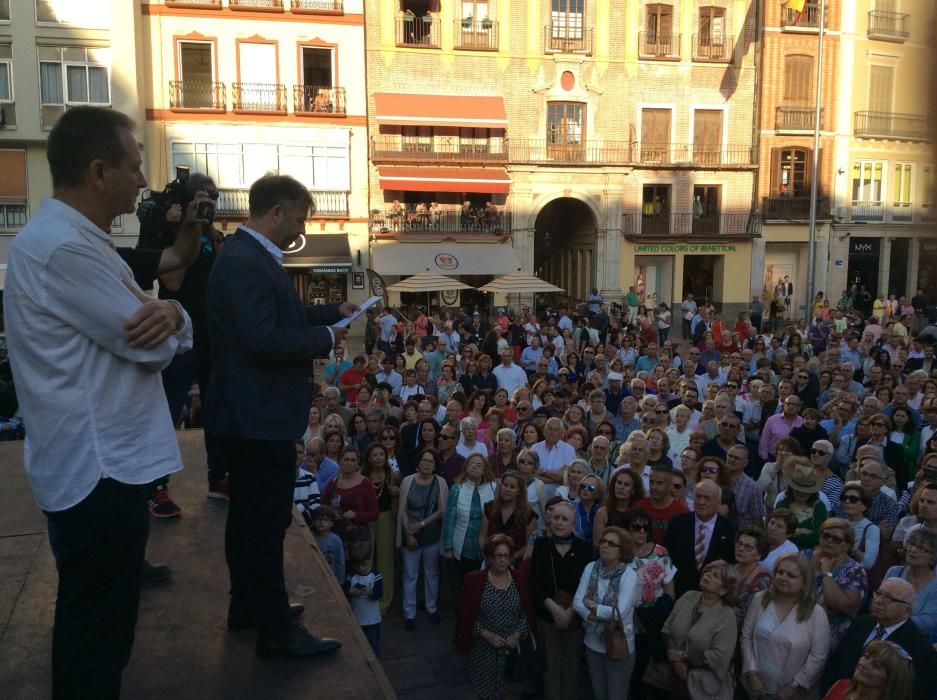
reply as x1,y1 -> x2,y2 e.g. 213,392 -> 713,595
872,577 -> 915,627
693,479 -> 722,520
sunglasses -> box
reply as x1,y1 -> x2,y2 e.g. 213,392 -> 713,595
655,409 -> 668,414
702,465 -> 720,474
841,494 -> 863,504
598,538 -> 621,548
581,483 -> 598,493
629,523 -> 649,532
518,458 -> 535,465
820,531 -> 846,545
810,449 -> 830,456
726,383 -> 739,389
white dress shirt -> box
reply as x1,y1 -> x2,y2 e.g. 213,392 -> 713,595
492,362 -> 528,396
4,198 -> 193,511
533,438 -> 576,498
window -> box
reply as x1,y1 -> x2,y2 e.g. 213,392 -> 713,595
174,41 -> 217,109
401,126 -> 433,152
0,1 -> 9,21
698,6 -> 725,46
783,54 -> 813,106
641,107 -> 671,162
771,147 -> 809,197
868,65 -> 894,113
645,4 -> 674,44
301,47 -> 333,88
547,102 -> 584,158
892,163 -> 912,219
552,0 -> 584,39
693,109 -> 723,164
642,184 -> 671,235
693,185 -> 720,234
922,165 -> 932,212
0,45 -> 12,102
852,160 -> 885,221
171,141 -> 350,192
459,127 -> 490,154
36,0 -> 109,27
462,0 -> 488,22
39,47 -> 110,106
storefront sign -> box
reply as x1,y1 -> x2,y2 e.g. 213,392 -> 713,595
921,239 -> 937,254
634,244 -> 737,253
434,253 -> 459,270
308,263 -> 352,274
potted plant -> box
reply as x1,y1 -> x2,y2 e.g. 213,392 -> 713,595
481,16 -> 493,29
462,15 -> 473,29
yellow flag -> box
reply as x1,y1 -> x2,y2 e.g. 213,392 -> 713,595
786,0 -> 807,11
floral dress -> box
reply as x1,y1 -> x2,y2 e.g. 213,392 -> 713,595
629,544 -> 677,606
804,550 -> 867,649
467,578 -> 529,699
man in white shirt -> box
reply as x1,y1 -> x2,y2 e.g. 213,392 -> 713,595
3,107 -> 194,697
532,418 -> 576,498
375,355 -> 402,396
492,347 -> 528,396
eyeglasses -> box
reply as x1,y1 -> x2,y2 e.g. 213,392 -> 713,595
518,458 -> 535,465
581,483 -> 597,492
655,409 -> 668,415
905,542 -> 935,555
872,590 -> 913,607
726,383 -> 739,389
820,531 -> 846,545
720,422 -> 740,429
702,465 -> 720,474
841,494 -> 863,504
598,538 -> 621,548
810,449 -> 830,456
736,541 -> 756,552
629,523 -> 649,532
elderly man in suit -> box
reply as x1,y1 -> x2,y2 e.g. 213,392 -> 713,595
823,577 -> 937,700
206,174 -> 355,660
664,479 -> 736,597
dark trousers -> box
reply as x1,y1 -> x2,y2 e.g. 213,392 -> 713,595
46,478 -> 149,700
682,318 -> 691,339
222,437 -> 295,638
361,622 -> 381,656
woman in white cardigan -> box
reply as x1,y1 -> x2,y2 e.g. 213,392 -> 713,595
573,526 -> 640,700
396,447 -> 449,631
742,553 -> 831,699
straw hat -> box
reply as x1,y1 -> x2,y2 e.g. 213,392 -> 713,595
789,463 -> 820,494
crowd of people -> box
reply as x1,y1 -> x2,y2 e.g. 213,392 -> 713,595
295,292 -> 937,700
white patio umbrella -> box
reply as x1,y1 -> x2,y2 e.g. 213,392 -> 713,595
478,273 -> 565,294
387,273 -> 475,310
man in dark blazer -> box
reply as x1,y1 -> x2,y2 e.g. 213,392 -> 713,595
822,577 -> 936,700
664,479 -> 736,597
205,174 -> 355,660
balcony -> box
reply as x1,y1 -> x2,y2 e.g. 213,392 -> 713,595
230,0 -> 284,10
781,2 -> 820,30
854,111 -> 928,141
622,212 -> 754,238
544,26 -> 593,55
507,140 -> 754,167
290,0 -> 343,12
762,196 -> 831,221
776,106 -> 822,132
692,34 -> 733,62
165,0 -> 221,7
371,135 -> 506,163
369,207 -> 511,236
169,81 -> 225,111
396,14 -> 440,48
293,86 -> 346,115
0,203 -> 27,230
849,201 -> 930,223
216,188 -> 349,218
639,32 -> 681,60
867,10 -> 909,42
231,83 -> 287,113
454,19 -> 499,50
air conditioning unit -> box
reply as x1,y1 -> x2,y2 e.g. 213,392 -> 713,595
40,104 -> 65,129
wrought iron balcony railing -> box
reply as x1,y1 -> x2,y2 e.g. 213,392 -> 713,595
454,19 -> 499,50
867,10 -> 909,42
762,196 -> 831,221
781,2 -> 820,29
397,14 -> 441,48
293,86 -> 346,115
165,0 -> 221,7
692,34 -> 733,62
506,139 -> 754,166
622,211 -> 755,237
370,135 -> 507,163
216,188 -> 349,218
369,207 -> 511,235
230,0 -> 283,9
544,26 -> 593,55
776,105 -> 822,131
639,32 -> 681,60
231,83 -> 287,112
169,81 -> 225,110
854,111 -> 928,141
290,0 -> 343,11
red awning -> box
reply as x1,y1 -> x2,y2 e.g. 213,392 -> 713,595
374,93 -> 508,129
378,166 -> 511,194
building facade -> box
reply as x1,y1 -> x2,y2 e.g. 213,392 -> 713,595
366,0 -> 760,316
829,0 -> 934,305
0,0 -> 143,294
141,0 -> 370,306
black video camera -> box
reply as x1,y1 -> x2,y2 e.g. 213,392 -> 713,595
135,165 -> 216,250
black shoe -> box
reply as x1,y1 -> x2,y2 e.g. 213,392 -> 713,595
256,622 -> 342,659
141,560 -> 171,584
404,618 -> 415,632
428,612 -> 441,625
229,603 -> 305,631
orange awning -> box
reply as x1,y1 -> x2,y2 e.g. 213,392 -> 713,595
378,166 -> 511,194
374,93 -> 508,129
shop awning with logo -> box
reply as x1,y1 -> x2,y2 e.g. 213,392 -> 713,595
371,241 -> 521,277
283,233 -> 352,272
374,93 -> 508,130
377,166 -> 511,194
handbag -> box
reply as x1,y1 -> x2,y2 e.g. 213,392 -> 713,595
686,668 -> 733,700
504,635 -> 544,685
550,544 -> 581,629
605,608 -> 629,661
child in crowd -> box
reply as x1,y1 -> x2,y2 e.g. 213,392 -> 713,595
311,506 -> 345,584
343,540 -> 383,656
294,439 -> 321,522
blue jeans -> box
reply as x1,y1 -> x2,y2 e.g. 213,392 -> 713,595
361,622 -> 381,656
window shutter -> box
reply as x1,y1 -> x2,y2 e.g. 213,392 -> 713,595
868,65 -> 893,113
783,55 -> 813,106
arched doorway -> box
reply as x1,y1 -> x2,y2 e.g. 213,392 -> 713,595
533,197 -> 597,302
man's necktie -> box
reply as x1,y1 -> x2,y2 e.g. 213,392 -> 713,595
695,523 -> 707,569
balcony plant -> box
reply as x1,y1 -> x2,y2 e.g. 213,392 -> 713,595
462,15 -> 473,29
481,17 -> 493,29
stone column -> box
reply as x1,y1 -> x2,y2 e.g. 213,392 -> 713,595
878,237 -> 891,296
600,181 -> 625,305
750,238 -> 766,299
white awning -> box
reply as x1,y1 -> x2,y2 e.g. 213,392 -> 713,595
371,241 -> 521,277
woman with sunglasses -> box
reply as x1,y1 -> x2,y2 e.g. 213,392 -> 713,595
840,484 -> 880,571
593,468 -> 644,550
883,527 -> 937,637
822,639 -> 913,700
741,553 -> 831,700
804,518 -> 867,650
557,459 -> 591,503
574,474 -> 605,545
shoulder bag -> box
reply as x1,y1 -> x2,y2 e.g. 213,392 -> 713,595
605,607 -> 629,661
